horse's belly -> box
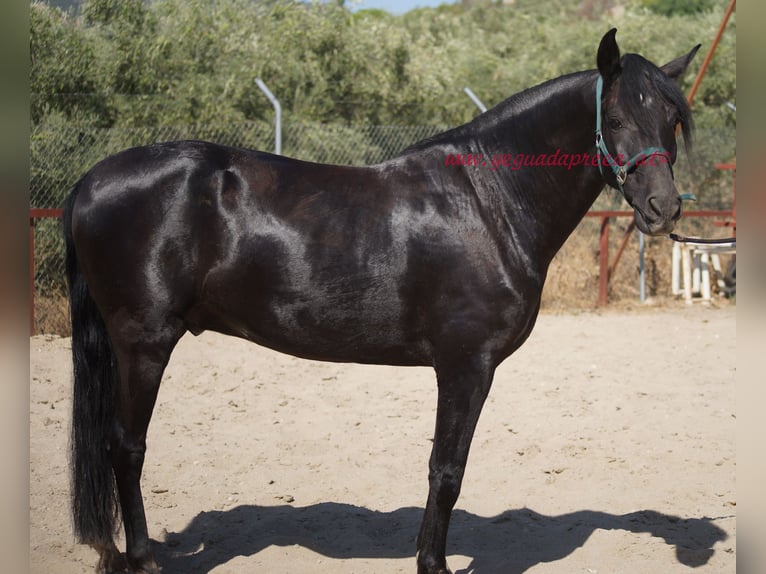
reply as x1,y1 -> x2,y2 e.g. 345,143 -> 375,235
188,287 -> 432,366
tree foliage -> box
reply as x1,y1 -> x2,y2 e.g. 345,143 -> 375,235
642,0 -> 715,17
30,0 -> 735,135
30,3 -> 107,124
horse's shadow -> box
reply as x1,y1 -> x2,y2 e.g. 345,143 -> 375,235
152,503 -> 729,573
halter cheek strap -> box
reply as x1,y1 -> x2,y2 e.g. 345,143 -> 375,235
595,75 -> 677,196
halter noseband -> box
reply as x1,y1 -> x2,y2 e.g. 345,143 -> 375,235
595,75 -> 674,195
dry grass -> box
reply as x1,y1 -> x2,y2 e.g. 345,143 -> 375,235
541,216 -> 736,311
33,294 -> 71,337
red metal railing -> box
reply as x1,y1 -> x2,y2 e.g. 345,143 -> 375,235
587,208 -> 735,307
713,163 -> 736,232
589,154 -> 736,307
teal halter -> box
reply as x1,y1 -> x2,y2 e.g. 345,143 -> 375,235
595,75 -> 674,195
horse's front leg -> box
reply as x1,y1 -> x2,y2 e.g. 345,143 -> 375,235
417,354 -> 495,574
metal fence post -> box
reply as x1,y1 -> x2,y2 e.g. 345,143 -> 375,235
598,216 -> 610,307
255,78 -> 281,155
463,87 -> 487,113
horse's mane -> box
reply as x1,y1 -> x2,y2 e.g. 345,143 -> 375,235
399,70 -> 594,155
400,55 -> 693,155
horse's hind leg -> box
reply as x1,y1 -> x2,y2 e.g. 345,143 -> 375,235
417,354 -> 495,574
109,319 -> 184,574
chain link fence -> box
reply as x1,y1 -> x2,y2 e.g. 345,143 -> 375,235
30,122 -> 447,334
31,122 -> 735,335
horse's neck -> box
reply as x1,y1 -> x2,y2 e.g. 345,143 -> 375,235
468,71 -> 607,266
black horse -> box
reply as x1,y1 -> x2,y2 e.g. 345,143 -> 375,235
64,29 -> 699,574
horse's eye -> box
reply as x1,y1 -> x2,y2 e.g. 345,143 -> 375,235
608,118 -> 623,130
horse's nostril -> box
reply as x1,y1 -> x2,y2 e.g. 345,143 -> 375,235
648,196 -> 662,216
646,196 -> 681,223
673,200 -> 682,221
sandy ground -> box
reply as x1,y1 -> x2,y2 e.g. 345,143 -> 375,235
30,305 -> 736,574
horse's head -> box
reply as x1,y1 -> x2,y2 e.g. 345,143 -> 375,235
596,29 -> 700,235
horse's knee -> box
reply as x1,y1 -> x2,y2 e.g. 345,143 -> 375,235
429,467 -> 464,509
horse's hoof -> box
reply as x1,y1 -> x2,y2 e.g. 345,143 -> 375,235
131,559 -> 161,574
417,563 -> 452,574
94,543 -> 129,573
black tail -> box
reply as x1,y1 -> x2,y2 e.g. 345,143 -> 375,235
64,181 -> 120,547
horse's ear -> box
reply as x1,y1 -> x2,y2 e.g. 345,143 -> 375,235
660,44 -> 702,83
597,28 -> 621,80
